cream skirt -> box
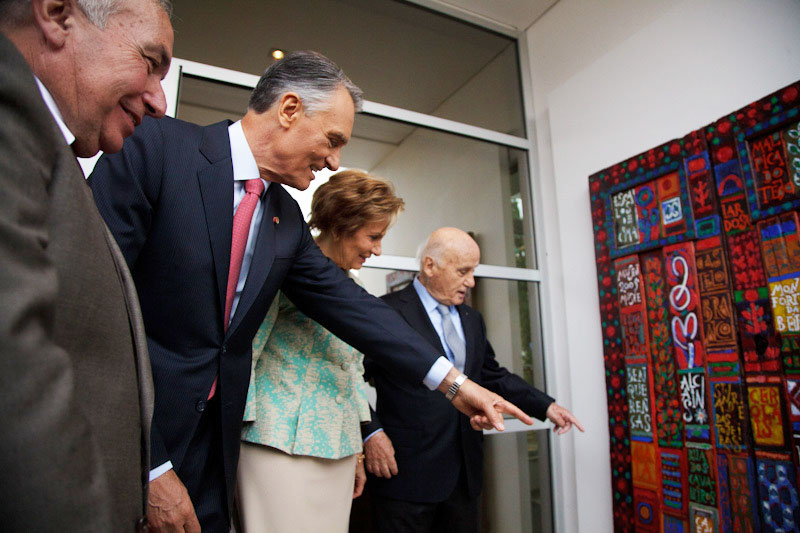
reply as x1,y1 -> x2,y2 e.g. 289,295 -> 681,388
237,441 -> 357,533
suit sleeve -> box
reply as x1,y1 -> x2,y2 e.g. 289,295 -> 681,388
476,314 -> 555,421
0,57 -> 112,529
360,351 -> 384,438
280,215 -> 442,386
88,116 -> 171,469
89,116 -> 165,268
361,405 -> 383,439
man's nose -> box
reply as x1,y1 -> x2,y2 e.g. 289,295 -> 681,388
465,274 -> 475,288
325,149 -> 341,171
143,78 -> 168,119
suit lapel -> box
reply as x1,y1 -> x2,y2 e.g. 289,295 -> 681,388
227,184 -> 277,337
197,121 -> 235,329
100,222 -> 153,502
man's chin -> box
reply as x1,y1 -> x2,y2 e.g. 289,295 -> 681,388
71,138 -> 102,158
72,134 -> 126,158
284,177 -> 312,191
98,137 -> 126,155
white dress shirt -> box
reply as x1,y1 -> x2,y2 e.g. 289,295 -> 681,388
34,77 -> 75,146
228,120 -> 269,324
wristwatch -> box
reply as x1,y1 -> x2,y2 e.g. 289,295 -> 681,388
445,373 -> 468,401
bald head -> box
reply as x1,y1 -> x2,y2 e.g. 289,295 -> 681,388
418,227 -> 480,306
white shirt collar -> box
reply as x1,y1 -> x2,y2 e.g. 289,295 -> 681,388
228,120 -> 267,188
34,76 -> 75,146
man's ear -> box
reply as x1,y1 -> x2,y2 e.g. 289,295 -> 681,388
421,256 -> 435,278
277,92 -> 303,129
31,0 -> 77,49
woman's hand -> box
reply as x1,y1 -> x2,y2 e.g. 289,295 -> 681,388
353,454 -> 366,498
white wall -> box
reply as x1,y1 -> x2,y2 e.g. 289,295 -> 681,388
524,0 -> 800,531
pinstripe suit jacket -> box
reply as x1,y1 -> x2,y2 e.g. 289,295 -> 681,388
89,115 -> 445,519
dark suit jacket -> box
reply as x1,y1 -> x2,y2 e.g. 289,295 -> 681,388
88,115 -> 444,518
0,33 -> 152,531
363,283 -> 555,503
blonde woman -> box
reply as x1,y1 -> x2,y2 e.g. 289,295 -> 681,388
237,169 -> 404,532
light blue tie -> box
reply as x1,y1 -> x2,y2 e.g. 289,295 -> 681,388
437,304 -> 465,371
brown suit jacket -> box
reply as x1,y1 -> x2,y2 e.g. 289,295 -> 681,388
0,32 -> 153,531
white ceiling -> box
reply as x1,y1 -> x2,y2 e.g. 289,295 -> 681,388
171,0 -> 524,124
170,0 -> 536,169
412,0 -> 559,32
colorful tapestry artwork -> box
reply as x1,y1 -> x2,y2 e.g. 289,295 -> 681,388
590,81 -> 800,532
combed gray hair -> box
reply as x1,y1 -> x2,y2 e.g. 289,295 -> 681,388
0,0 -> 172,29
248,50 -> 363,116
81,0 -> 173,27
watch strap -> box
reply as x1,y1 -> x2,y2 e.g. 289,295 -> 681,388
445,373 -> 468,401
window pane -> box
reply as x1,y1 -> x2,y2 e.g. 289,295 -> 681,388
176,74 -> 250,124
350,116 -> 537,269
483,430 -> 553,533
170,0 -> 525,136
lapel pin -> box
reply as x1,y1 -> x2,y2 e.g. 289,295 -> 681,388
273,216 -> 280,225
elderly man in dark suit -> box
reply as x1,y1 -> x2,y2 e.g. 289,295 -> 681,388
0,0 -> 173,531
89,51 -> 533,532
362,227 -> 584,533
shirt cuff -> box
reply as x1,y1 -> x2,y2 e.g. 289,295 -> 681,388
423,356 -> 454,390
363,428 -> 384,443
149,461 -> 174,481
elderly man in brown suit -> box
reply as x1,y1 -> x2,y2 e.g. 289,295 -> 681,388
0,0 -> 174,530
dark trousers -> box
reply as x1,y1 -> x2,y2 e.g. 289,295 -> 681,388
370,468 -> 480,533
177,394 -> 229,532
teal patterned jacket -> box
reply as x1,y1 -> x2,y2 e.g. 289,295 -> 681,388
241,281 -> 371,459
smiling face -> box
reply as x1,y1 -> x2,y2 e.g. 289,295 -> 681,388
333,218 -> 390,270
268,85 -> 355,191
65,0 -> 173,156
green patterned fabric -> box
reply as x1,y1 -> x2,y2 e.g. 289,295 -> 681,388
241,278 -> 371,459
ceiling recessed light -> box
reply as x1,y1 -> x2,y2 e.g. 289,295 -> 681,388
270,49 -> 285,61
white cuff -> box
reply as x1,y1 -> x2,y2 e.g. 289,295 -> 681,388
423,356 -> 454,390
149,461 -> 173,481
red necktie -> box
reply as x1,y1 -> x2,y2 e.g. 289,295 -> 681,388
208,178 -> 265,400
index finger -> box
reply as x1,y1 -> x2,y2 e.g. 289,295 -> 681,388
495,399 -> 534,426
567,413 -> 585,432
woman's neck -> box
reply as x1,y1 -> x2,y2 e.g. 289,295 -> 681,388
315,234 -> 346,270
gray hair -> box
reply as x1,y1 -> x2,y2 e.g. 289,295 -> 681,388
416,234 -> 447,269
0,0 -> 172,29
248,50 -> 363,116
